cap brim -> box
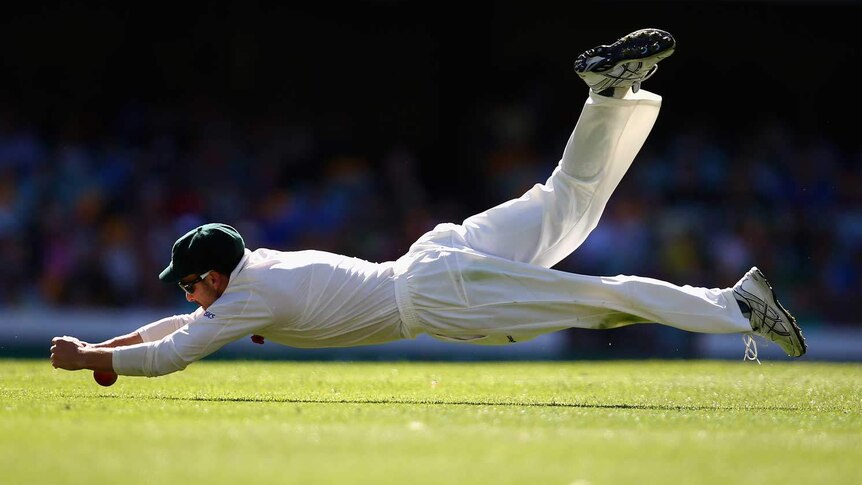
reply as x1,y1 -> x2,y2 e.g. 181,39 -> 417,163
159,263 -> 182,283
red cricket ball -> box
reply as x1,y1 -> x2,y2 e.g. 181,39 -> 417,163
93,370 -> 118,387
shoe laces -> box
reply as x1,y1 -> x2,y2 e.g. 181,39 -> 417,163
742,333 -> 761,365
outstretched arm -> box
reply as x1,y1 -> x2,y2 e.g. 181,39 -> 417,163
90,332 -> 144,348
49,313 -> 191,374
52,290 -> 272,377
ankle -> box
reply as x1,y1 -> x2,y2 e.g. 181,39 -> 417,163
596,87 -> 631,99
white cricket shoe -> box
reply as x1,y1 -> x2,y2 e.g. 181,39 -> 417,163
733,266 -> 807,357
574,28 -> 676,95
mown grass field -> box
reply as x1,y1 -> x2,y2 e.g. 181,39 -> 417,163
1,359 -> 859,485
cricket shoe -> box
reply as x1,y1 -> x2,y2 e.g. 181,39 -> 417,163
574,28 -> 675,95
733,266 -> 807,358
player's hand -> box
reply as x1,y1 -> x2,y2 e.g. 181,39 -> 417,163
50,336 -> 87,370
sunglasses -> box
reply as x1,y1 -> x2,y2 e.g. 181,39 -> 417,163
178,270 -> 213,295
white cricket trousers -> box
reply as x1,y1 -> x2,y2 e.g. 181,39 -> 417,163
392,89 -> 751,344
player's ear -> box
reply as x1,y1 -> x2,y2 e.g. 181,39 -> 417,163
212,271 -> 230,288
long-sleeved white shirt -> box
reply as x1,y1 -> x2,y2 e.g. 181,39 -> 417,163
113,248 -> 405,376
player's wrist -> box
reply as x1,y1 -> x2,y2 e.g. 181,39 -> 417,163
81,347 -> 114,372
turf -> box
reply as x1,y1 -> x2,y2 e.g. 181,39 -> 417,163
1,359 -> 860,485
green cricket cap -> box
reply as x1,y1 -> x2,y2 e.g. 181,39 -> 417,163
159,223 -> 245,283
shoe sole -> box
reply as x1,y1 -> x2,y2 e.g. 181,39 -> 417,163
574,28 -> 676,74
753,267 -> 807,357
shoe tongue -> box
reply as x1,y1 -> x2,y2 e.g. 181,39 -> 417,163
735,298 -> 752,319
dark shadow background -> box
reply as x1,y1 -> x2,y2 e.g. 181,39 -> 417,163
1,1 -> 859,357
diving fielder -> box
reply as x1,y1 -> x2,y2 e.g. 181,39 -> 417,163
51,28 -> 806,378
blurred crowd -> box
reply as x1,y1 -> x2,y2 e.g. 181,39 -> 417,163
0,95 -> 859,328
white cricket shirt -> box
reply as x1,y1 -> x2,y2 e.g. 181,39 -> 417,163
112,248 -> 405,376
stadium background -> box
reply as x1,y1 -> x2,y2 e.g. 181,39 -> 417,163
1,1 -> 859,360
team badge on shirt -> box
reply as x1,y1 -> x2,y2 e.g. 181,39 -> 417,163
203,311 -> 216,319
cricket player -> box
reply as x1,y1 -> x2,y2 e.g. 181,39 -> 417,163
50,28 -> 806,377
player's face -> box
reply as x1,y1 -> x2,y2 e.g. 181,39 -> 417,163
179,272 -> 220,309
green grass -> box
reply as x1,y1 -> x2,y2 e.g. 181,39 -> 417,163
1,359 -> 860,485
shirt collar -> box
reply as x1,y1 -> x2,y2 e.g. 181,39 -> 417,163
226,248 -> 252,287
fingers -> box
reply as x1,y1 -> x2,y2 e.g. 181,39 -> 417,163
50,342 -> 64,369
50,341 -> 59,368
51,336 -> 85,347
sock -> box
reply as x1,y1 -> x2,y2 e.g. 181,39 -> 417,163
595,87 -> 631,99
